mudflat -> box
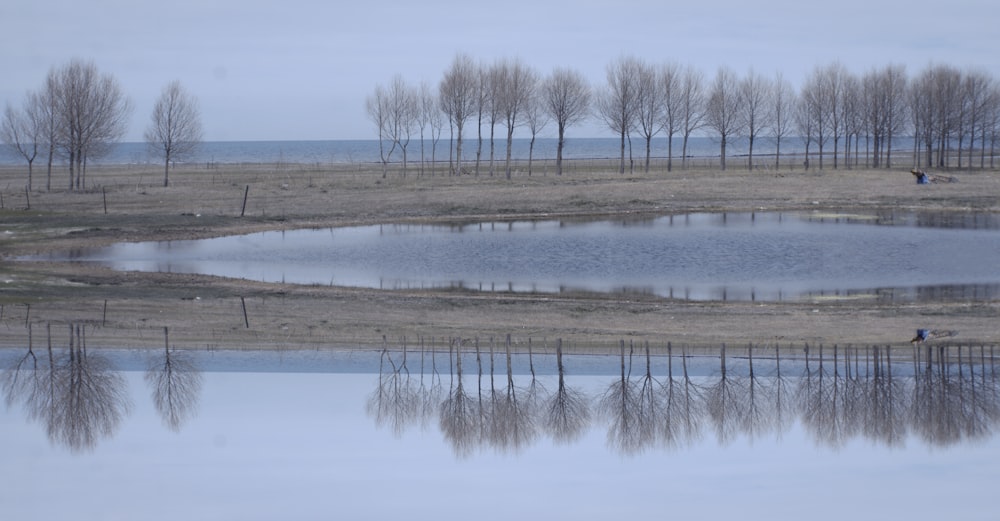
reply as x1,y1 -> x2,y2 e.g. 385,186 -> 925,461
1,161 -> 998,351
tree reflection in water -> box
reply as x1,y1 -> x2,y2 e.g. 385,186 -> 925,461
1,324 -> 131,453
145,327 -> 202,432
542,339 -> 590,444
369,341 -> 1000,456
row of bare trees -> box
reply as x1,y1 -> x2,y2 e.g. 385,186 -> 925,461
369,54 -> 590,177
372,54 -> 1000,175
1,59 -> 202,190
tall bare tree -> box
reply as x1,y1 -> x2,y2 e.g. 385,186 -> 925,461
737,69 -> 772,170
770,72 -> 796,170
366,82 -> 395,177
660,62 -> 683,172
367,75 -> 418,177
415,82 -> 436,176
597,56 -> 641,174
522,89 -> 549,176
799,69 -> 831,169
495,57 -> 538,179
541,67 -> 590,176
679,65 -> 706,169
632,59 -> 662,173
819,62 -> 851,169
50,59 -> 132,190
705,66 -> 743,170
862,65 -> 908,168
1,93 -> 44,190
144,80 -> 202,187
439,54 -> 478,175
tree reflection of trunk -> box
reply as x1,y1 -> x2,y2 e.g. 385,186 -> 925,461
767,345 -> 795,436
416,337 -> 443,431
485,335 -> 539,454
366,337 -> 419,437
740,344 -> 777,441
861,346 -> 909,447
798,344 -> 856,448
659,343 -> 704,449
704,343 -> 750,445
599,340 -> 647,455
45,324 -> 132,453
635,341 -> 660,449
438,338 -> 478,458
543,339 -> 591,444
145,327 -> 202,432
910,345 -> 1000,446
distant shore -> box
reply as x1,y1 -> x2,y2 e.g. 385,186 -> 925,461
1,162 -> 998,350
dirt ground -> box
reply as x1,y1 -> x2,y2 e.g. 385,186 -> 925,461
1,161 -> 998,351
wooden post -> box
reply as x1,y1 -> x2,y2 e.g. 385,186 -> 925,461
240,185 -> 249,217
103,187 -> 108,214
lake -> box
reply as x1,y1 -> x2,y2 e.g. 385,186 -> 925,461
46,211 -> 1000,302
2,342 -> 998,520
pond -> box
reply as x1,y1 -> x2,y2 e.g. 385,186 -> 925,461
36,211 -> 1000,301
2,341 -> 998,520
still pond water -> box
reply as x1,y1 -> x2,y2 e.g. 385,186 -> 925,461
52,211 -> 1000,301
2,343 -> 999,520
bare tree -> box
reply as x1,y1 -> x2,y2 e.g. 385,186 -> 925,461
679,65 -> 706,169
862,65 -> 908,168
632,59 -> 662,173
841,74 -> 863,168
660,62 -> 683,172
705,66 -> 743,170
144,80 -> 202,187
819,62 -> 851,169
799,69 -> 831,169
541,67 -> 590,176
522,88 -> 549,176
427,93 -> 445,176
50,59 -> 132,190
474,63 -> 489,175
962,70 -> 993,169
737,69 -> 773,171
770,72 -> 796,170
911,65 -> 963,168
495,57 -> 538,179
415,82 -> 434,175
597,56 -> 641,174
1,94 -> 43,190
366,82 -> 395,176
367,75 -> 418,177
439,54 -> 478,175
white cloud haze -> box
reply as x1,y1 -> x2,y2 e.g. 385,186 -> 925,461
3,0 -> 998,141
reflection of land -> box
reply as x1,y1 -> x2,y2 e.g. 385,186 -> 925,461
1,324 -> 202,452
368,341 -> 1000,456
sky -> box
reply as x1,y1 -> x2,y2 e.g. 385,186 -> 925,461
3,0 -> 999,142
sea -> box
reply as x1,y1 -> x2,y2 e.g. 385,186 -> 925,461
0,136 -> 841,166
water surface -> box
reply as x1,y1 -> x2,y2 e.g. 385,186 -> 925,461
49,211 -> 1000,301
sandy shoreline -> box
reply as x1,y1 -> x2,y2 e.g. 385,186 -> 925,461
1,162 -> 998,350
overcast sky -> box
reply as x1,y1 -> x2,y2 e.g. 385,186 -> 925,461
3,0 -> 998,142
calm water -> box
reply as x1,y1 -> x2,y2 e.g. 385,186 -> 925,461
49,212 -> 1000,302
2,344 -> 998,520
